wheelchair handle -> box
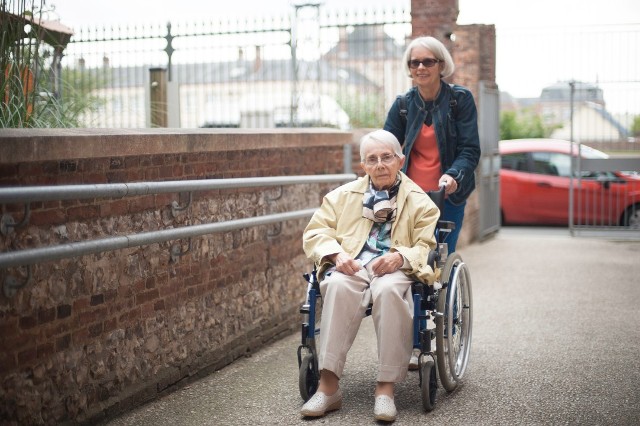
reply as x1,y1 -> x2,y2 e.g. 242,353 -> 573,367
427,184 -> 447,212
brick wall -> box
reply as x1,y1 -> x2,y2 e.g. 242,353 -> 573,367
410,0 -> 458,49
0,129 -> 350,424
453,24 -> 498,99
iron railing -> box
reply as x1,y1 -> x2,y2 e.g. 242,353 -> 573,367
59,5 -> 412,129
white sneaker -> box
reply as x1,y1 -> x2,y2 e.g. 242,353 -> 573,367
374,395 -> 397,422
300,389 -> 343,417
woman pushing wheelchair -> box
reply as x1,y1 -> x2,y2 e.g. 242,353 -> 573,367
300,129 -> 440,422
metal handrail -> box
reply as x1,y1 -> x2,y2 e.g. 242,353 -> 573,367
0,174 -> 356,203
0,208 -> 317,269
0,174 -> 357,296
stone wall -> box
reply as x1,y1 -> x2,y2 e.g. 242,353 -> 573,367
0,129 -> 351,425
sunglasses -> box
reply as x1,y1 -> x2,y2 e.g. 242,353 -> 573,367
408,58 -> 443,69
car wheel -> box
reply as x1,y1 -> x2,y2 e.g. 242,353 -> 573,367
621,203 -> 640,228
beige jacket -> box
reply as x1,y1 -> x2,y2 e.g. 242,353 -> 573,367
303,172 -> 440,284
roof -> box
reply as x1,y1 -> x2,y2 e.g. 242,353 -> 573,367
247,59 -> 375,86
587,102 -> 629,138
324,25 -> 404,59
499,138 -> 609,159
540,81 -> 604,103
0,11 -> 73,49
100,58 -> 376,88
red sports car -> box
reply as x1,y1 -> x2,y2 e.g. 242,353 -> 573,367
499,139 -> 640,227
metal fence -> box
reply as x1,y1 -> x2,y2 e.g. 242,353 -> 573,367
497,23 -> 640,151
60,5 -> 412,129
496,23 -> 640,237
55,8 -> 640,148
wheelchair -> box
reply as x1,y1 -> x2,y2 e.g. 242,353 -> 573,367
297,186 -> 473,412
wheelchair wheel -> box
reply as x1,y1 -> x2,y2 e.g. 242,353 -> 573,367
435,252 -> 473,392
420,357 -> 438,412
298,353 -> 319,401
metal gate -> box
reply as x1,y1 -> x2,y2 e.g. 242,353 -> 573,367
477,80 -> 501,240
570,148 -> 640,239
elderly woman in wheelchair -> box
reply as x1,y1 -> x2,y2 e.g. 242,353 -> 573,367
299,129 -> 473,421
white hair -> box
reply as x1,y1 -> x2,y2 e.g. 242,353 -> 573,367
402,36 -> 455,78
359,129 -> 404,161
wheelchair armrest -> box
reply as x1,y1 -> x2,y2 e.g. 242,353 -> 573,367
427,250 -> 438,270
411,280 -> 437,311
302,269 -> 321,293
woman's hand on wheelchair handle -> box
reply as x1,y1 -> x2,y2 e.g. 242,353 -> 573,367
438,174 -> 458,195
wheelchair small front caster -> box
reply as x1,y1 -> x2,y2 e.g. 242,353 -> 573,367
420,357 -> 438,411
298,353 -> 319,402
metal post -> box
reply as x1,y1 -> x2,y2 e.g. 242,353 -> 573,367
164,22 -> 175,82
343,143 -> 353,174
290,2 -> 322,128
149,68 -> 168,127
290,9 -> 298,127
569,80 -> 575,235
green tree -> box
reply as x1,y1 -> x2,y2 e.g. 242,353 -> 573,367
500,109 -> 553,140
337,92 -> 385,129
631,115 -> 640,137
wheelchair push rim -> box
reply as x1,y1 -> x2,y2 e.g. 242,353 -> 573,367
435,253 -> 473,391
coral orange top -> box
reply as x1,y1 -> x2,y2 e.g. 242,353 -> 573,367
407,123 -> 441,192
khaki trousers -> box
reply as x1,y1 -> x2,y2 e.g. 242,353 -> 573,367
318,263 -> 414,383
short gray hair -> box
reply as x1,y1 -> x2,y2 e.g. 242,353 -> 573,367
402,36 -> 455,78
359,129 -> 404,161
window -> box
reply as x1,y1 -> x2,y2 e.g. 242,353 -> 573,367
530,152 -> 571,177
501,153 -> 528,172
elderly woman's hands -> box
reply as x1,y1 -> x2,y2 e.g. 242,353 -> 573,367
329,253 -> 363,276
370,252 -> 404,277
328,252 -> 404,277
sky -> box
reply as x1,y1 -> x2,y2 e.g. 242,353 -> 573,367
46,0 -> 640,113
46,0 -> 640,29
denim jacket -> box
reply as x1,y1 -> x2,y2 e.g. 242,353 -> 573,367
383,81 -> 481,205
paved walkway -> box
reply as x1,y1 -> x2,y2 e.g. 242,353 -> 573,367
103,227 -> 640,425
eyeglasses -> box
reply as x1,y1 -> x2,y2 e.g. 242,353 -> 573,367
408,58 -> 442,69
364,154 -> 397,166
